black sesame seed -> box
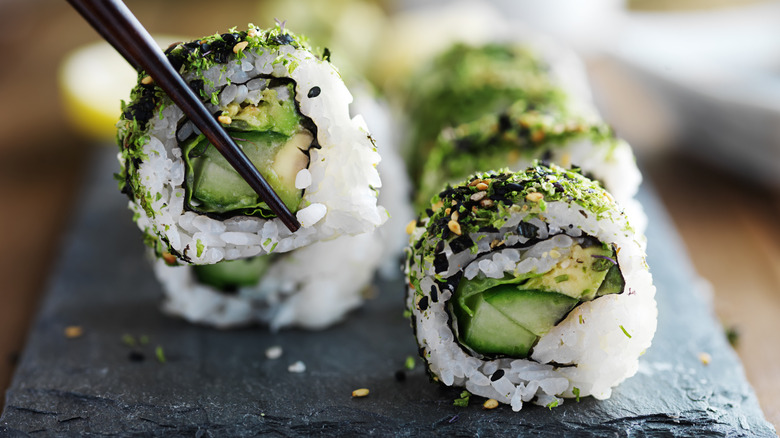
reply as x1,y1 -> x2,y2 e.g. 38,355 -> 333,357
518,221 -> 538,239
498,113 -> 511,132
429,286 -> 438,303
435,240 -> 445,254
307,86 -> 321,98
271,33 -> 295,45
490,369 -> 505,381
579,210 -> 588,218
395,370 -> 407,382
199,42 -> 211,54
322,47 -> 331,62
128,351 -> 145,362
433,253 -> 449,274
417,296 -> 429,311
450,235 -> 474,253
221,33 -> 236,44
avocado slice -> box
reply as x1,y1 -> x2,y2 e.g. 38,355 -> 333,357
193,255 -> 274,291
453,293 -> 538,357
483,286 -> 578,337
522,244 -> 614,301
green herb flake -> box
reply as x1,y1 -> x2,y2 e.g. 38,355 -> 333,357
155,345 -> 166,363
546,400 -> 559,410
139,335 -> 150,345
573,387 -> 581,402
402,309 -> 412,319
620,325 -> 632,338
196,239 -> 205,257
404,356 -> 416,370
453,390 -> 471,407
121,334 -> 136,347
554,274 -> 569,283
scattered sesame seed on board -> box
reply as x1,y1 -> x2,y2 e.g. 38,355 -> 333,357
483,399 -> 499,409
351,388 -> 369,398
288,361 -> 306,373
64,326 -> 83,338
699,352 -> 712,366
265,346 -> 283,360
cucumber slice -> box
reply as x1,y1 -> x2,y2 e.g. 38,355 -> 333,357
484,286 -> 578,337
596,264 -> 625,296
454,293 -> 537,357
193,256 -> 273,291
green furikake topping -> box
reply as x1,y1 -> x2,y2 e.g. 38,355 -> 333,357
416,98 -> 617,207
410,163 -> 616,254
453,390 -> 471,407
155,345 -> 167,363
405,43 -> 567,181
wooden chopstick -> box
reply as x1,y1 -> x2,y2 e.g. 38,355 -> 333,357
67,0 -> 301,233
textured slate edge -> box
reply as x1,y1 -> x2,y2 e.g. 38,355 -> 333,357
0,148 -> 776,437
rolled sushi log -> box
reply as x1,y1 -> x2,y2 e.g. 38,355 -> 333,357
416,99 -> 647,235
405,164 -> 656,410
116,24 -> 387,265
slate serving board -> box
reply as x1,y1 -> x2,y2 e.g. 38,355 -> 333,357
1,148 -> 776,437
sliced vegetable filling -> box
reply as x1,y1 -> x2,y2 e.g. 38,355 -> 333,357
193,255 -> 275,291
452,236 -> 624,358
181,80 -> 313,218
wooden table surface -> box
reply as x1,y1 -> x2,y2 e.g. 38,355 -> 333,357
1,0 -> 778,431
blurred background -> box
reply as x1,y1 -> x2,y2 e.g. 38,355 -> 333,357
0,0 -> 778,428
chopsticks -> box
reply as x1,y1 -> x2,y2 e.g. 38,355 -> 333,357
67,0 -> 301,233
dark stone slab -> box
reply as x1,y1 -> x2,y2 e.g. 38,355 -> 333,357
1,148 -> 776,437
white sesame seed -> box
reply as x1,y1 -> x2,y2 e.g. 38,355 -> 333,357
265,346 -> 282,360
288,361 -> 306,373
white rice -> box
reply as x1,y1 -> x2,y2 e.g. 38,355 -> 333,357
154,230 -> 383,330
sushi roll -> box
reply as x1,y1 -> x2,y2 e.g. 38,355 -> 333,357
403,42 -> 593,182
416,98 -> 647,235
149,82 -> 412,330
116,24 -> 387,265
405,164 -> 656,410
152,231 -> 383,330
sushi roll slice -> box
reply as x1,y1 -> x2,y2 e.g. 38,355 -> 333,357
405,164 -> 656,410
149,84 -> 412,330
116,24 -> 387,265
416,99 -> 647,235
152,231 -> 383,330
403,42 -> 593,181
